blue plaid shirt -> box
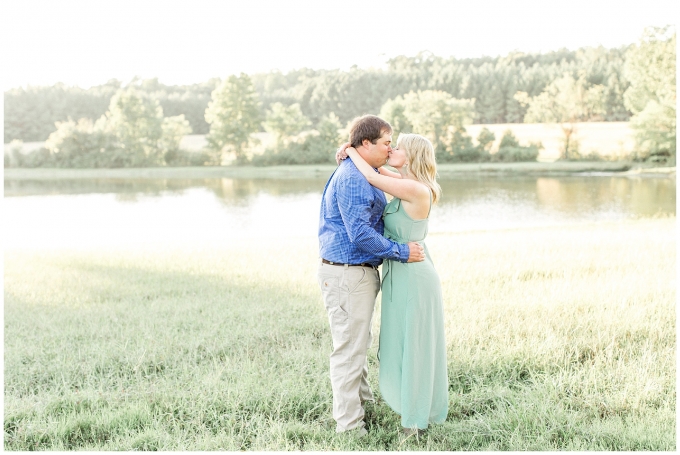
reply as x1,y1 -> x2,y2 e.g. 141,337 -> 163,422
318,158 -> 409,266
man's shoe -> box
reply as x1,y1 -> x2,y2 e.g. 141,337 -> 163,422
354,427 -> 368,438
338,425 -> 368,438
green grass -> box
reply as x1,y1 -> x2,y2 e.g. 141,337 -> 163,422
4,160 -> 668,181
4,218 -> 675,450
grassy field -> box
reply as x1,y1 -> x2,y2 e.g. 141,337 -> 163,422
4,217 -> 675,450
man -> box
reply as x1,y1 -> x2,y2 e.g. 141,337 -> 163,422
317,114 -> 425,436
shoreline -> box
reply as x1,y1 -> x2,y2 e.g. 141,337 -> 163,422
3,162 -> 675,180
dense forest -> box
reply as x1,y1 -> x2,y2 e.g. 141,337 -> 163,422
5,46 -> 632,143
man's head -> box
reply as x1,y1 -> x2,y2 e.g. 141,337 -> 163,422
348,115 -> 393,168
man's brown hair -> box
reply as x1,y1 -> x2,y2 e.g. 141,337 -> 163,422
348,115 -> 392,148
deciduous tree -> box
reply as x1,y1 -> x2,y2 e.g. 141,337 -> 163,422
263,102 -> 310,146
104,87 -> 166,165
44,87 -> 192,168
380,90 -> 474,150
205,74 -> 261,164
624,26 -> 676,161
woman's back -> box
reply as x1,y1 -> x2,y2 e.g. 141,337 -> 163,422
383,197 -> 429,243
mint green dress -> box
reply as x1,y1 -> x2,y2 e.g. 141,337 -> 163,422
379,195 -> 448,430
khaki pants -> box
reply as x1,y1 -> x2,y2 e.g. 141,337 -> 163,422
317,260 -> 381,432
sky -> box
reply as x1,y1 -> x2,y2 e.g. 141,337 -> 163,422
2,0 -> 677,90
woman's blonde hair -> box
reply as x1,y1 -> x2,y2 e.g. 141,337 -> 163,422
397,133 -> 442,204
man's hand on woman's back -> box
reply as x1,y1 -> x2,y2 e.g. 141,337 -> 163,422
406,242 -> 426,262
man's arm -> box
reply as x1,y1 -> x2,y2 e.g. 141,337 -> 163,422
336,174 -> 423,262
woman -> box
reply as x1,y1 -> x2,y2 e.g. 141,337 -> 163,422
337,133 -> 448,436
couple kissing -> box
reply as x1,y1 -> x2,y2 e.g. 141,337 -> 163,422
318,114 -> 447,438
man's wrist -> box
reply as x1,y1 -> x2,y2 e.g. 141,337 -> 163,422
398,243 -> 410,262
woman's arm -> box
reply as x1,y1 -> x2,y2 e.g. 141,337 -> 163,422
335,143 -> 350,165
378,167 -> 402,179
346,147 -> 428,203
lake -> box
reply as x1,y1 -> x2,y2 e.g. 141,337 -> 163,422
4,175 -> 675,250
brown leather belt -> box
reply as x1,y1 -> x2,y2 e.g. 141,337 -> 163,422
322,258 -> 378,270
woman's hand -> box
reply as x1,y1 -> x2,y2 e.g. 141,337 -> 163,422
335,142 -> 351,165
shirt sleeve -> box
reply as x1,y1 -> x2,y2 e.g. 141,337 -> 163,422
336,173 -> 410,262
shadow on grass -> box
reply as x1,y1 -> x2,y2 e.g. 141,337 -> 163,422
5,256 -> 338,449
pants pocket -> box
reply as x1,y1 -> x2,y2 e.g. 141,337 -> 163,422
343,267 -> 367,293
319,275 -> 349,347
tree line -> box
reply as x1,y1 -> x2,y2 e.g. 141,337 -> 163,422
4,26 -> 675,167
4,45 -> 633,142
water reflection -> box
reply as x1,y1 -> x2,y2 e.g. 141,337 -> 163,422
533,177 -> 673,217
4,176 -> 675,249
430,176 -> 675,232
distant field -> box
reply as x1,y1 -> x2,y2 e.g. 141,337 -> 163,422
4,217 -> 675,450
2,133 -> 268,156
178,132 -> 271,153
5,123 -> 634,162
466,122 -> 635,161
172,124 -> 638,162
